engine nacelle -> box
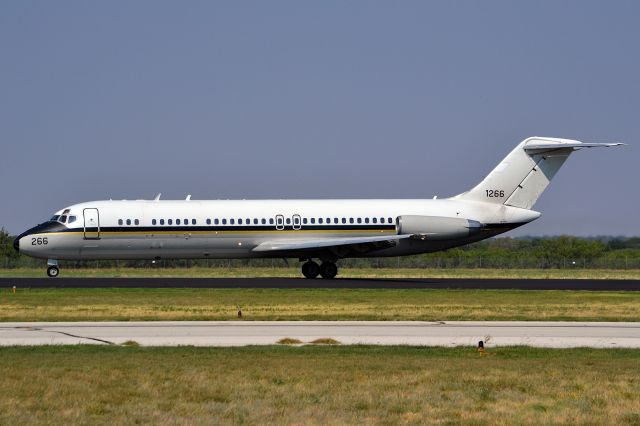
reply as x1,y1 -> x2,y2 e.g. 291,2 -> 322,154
396,215 -> 483,240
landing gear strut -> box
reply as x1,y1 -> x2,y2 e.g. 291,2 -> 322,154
301,260 -> 338,279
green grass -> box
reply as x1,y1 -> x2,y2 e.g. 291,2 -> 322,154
2,287 -> 640,321
1,266 -> 639,279
0,345 -> 638,425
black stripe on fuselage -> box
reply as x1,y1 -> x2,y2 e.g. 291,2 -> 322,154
49,224 -> 398,234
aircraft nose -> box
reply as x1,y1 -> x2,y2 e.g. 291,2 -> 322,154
13,236 -> 20,252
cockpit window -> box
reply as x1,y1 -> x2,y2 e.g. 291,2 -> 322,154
59,215 -> 68,223
68,216 -> 77,224
50,215 -> 60,221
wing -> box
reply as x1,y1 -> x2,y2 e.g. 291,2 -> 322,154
252,234 -> 410,257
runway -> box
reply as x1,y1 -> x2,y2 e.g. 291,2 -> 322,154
2,321 -> 639,348
1,277 -> 639,290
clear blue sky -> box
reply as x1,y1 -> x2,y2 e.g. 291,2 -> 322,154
1,1 -> 637,236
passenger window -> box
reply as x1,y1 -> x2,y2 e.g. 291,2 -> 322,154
303,218 -> 308,224
311,218 -> 316,224
388,217 -> 393,224
68,216 -> 77,224
160,219 -> 165,225
152,219 -> 157,225
365,218 -> 369,224
261,218 -> 266,224
286,218 -> 291,225
357,218 -> 362,224
177,219 -> 181,225
135,219 -> 139,225
341,218 -> 346,224
349,218 -> 354,224
373,218 -> 377,224
168,219 -> 173,225
118,219 -> 123,225
206,219 -> 211,225
269,218 -> 274,225
230,219 -> 235,225
238,219 -> 243,225
253,219 -> 257,225
222,219 -> 227,225
326,218 -> 330,224
319,218 -> 323,224
125,219 -> 130,225
246,218 -> 250,224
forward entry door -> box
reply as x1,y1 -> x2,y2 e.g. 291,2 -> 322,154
83,208 -> 100,239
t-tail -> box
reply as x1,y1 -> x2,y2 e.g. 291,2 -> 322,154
454,137 -> 624,209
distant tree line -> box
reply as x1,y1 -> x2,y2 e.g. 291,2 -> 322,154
1,228 -> 639,269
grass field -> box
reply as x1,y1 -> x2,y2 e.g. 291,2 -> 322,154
0,345 -> 638,425
1,266 -> 639,279
2,288 -> 640,321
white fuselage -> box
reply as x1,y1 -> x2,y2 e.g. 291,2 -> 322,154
16,198 -> 540,261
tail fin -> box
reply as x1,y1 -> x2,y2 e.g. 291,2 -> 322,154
454,137 -> 624,209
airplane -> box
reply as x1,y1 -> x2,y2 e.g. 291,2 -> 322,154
13,137 -> 623,279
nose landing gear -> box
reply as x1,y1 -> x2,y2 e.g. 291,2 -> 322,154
47,266 -> 59,278
46,260 -> 59,278
301,259 -> 338,279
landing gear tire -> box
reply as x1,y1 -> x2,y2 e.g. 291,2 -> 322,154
47,266 -> 59,278
319,262 -> 338,280
302,261 -> 320,279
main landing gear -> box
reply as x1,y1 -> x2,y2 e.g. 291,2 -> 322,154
301,260 -> 338,279
46,260 -> 59,278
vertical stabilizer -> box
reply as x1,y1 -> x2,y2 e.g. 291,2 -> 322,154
454,137 -> 623,209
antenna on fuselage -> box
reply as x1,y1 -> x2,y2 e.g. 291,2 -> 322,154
154,193 -> 161,201
185,195 -> 191,201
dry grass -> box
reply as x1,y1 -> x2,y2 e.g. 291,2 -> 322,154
2,288 -> 640,322
277,338 -> 303,345
309,338 -> 341,345
0,345 -> 638,425
1,266 -> 639,279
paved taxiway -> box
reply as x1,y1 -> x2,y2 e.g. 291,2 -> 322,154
2,277 -> 639,290
2,321 -> 639,348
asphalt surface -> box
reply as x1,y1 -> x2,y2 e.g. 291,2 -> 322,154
2,321 -> 639,348
1,277 -> 639,290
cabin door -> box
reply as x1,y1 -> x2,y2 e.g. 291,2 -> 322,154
83,208 -> 100,240
292,214 -> 301,230
275,215 -> 285,230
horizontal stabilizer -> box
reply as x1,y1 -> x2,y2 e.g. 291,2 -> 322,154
252,234 -> 409,253
524,142 -> 625,151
